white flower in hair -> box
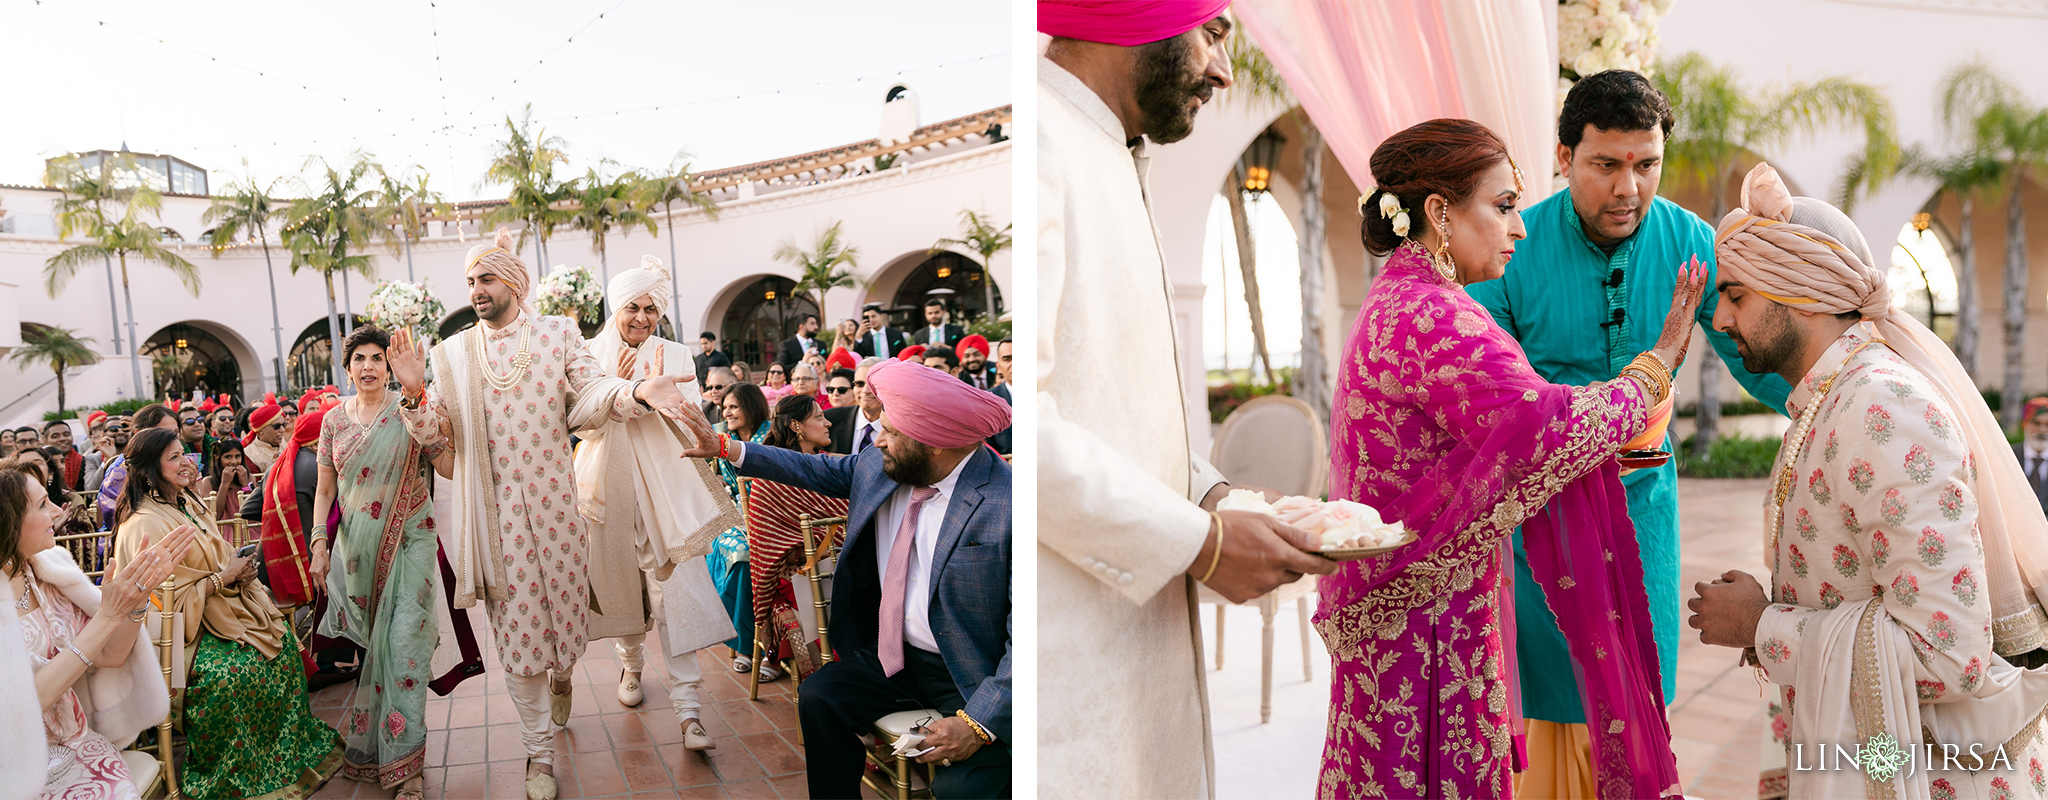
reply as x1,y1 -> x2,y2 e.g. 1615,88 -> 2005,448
1392,210 -> 1410,238
1378,192 -> 1401,219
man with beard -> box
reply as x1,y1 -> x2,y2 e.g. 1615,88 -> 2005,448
1038,3 -> 1334,797
673,359 -> 1012,799
384,228 -> 695,800
241,399 -> 289,473
1461,69 -> 1795,795
43,419 -> 84,492
1688,164 -> 2048,799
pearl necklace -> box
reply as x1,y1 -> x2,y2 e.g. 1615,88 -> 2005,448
1765,340 -> 1876,562
472,320 -> 534,391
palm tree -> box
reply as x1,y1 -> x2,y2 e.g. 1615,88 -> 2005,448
929,209 -> 1013,323
8,325 -> 100,414
1224,35 -> 1325,413
1935,61 -> 2048,430
776,221 -> 861,318
43,154 -> 134,355
371,163 -> 449,282
1842,142 -> 2005,380
285,154 -> 381,389
643,153 -> 721,319
43,185 -> 199,398
204,163 -> 290,393
481,105 -> 571,267
1654,51 -> 1900,457
568,164 -> 658,316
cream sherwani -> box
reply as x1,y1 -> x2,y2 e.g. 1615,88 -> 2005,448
1038,57 -> 1227,799
1756,329 -> 2048,799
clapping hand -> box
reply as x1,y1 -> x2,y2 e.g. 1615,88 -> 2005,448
101,526 -> 198,621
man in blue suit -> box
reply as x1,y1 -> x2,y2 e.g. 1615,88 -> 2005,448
677,359 -> 1012,799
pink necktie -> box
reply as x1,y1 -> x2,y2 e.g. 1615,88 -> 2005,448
879,486 -> 941,677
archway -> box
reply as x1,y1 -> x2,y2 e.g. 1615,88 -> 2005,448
286,315 -> 365,395
1889,216 -> 1959,342
883,251 -> 1004,327
714,275 -> 818,369
140,323 -> 242,401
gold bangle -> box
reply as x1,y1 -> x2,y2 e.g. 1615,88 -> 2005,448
1198,512 -> 1226,583
1640,350 -> 1673,375
954,710 -> 993,744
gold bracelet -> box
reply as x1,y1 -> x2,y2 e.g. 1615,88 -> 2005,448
1198,512 -> 1226,583
1621,367 -> 1669,404
954,710 -> 993,744
1640,350 -> 1673,375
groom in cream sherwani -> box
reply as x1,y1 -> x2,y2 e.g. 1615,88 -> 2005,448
1037,2 -> 1334,797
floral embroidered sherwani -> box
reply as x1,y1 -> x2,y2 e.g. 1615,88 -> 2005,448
1756,329 -> 2046,799
399,313 -> 647,677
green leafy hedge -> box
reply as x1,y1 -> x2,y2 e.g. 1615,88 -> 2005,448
43,397 -> 154,423
1207,368 -> 1295,423
1676,433 -> 1782,479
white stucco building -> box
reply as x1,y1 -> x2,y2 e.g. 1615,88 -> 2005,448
0,100 -> 1010,428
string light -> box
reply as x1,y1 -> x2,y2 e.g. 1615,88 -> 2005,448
455,0 -> 633,126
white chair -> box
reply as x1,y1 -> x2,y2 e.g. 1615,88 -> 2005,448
1203,394 -> 1328,724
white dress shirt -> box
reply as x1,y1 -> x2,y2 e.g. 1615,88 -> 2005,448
2026,445 -> 2048,481
727,442 -> 969,655
849,409 -> 882,453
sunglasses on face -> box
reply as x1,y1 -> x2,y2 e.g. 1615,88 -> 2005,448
825,386 -> 852,394
706,383 -> 731,391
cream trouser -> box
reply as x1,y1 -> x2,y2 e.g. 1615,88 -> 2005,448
504,671 -> 557,765
612,565 -> 706,723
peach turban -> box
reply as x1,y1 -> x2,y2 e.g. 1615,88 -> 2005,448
865,359 -> 1011,449
1718,162 -> 2048,657
1038,0 -> 1230,47
466,227 -> 534,313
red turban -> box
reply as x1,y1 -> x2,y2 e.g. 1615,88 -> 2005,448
865,360 -> 1012,449
199,398 -> 217,413
825,346 -> 857,373
85,411 -> 107,429
243,403 -> 283,446
898,344 -> 928,362
1038,0 -> 1230,47
957,335 -> 990,357
166,399 -> 181,412
2027,398 -> 2048,422
297,389 -> 337,416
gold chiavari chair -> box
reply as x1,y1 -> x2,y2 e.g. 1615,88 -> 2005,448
138,568 -> 182,798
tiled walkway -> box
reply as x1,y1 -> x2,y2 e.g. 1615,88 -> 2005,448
305,603 -> 808,799
1212,477 -> 1778,798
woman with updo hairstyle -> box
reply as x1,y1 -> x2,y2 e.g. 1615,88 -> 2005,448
113,428 -> 344,798
1314,118 -> 1707,793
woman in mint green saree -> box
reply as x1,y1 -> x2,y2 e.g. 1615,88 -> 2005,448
308,327 -> 450,800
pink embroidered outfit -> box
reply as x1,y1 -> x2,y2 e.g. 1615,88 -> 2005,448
22,586 -> 138,800
1319,242 -> 1679,798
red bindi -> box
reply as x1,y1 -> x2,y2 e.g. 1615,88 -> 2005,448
1626,151 -> 1635,161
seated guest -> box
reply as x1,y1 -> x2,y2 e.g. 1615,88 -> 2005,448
988,339 -> 1012,456
701,367 -> 737,423
80,411 -> 115,492
240,399 -> 287,474
921,343 -> 963,377
207,439 -> 253,521
113,428 -> 343,799
12,448 -> 63,507
43,421 -> 84,494
707,382 -> 782,681
825,368 -> 857,418
97,404 -> 178,531
731,361 -> 752,385
1,467 -> 194,800
761,362 -> 791,400
790,362 -> 828,408
679,360 -> 1013,799
825,358 -> 887,456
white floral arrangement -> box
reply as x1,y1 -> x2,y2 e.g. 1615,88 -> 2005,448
535,264 -> 603,324
1557,0 -> 1674,101
364,279 -> 448,344
1216,489 -> 1410,550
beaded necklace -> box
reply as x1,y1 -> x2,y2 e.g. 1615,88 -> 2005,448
1765,340 -> 1876,564
472,319 -> 535,391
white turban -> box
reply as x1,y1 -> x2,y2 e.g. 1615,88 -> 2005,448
607,254 -> 672,318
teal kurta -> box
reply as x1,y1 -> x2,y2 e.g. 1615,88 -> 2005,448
1466,188 -> 1792,723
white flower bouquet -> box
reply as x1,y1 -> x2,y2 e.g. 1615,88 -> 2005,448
1216,489 -> 1410,551
1557,0 -> 1670,91
364,279 -> 448,344
535,264 -> 604,324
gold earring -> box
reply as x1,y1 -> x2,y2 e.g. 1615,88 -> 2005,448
1430,207 -> 1456,282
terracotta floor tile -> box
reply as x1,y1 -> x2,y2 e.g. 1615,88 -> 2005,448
486,690 -> 526,725
571,750 -> 628,797
715,700 -> 775,736
767,773 -> 809,799
605,712 -> 657,749
697,707 -> 741,739
709,749 -> 767,783
665,745 -> 723,787
647,789 -> 728,800
720,777 -> 780,799
486,759 -> 529,799
440,763 -> 488,799
757,699 -> 798,732
447,696 -> 488,728
618,747 -> 673,792
308,774 -> 357,798
563,714 -> 616,753
485,723 -> 527,763
740,732 -> 806,776
442,723 -> 490,765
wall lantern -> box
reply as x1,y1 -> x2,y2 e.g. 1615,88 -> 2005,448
1238,126 -> 1286,197
765,290 -> 777,300
936,266 -> 953,279
174,338 -> 189,350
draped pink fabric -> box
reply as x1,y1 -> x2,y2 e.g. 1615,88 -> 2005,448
1232,0 -> 1555,197
1318,243 -> 1679,797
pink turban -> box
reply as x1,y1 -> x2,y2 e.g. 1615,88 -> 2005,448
466,227 -> 534,312
866,359 -> 1011,449
1038,0 -> 1230,47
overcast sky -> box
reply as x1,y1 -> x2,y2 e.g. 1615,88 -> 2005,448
0,0 -> 1010,197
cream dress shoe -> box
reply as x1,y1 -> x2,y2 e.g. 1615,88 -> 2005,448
683,718 -> 715,751
617,670 -> 644,708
